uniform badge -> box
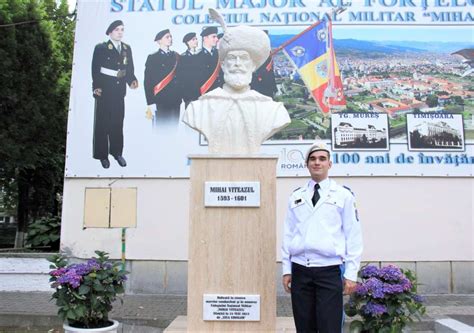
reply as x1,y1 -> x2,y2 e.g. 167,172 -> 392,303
291,197 -> 304,208
123,57 -> 128,65
108,44 -> 113,50
123,44 -> 127,50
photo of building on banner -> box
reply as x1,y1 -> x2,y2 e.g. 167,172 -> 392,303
278,16 -> 346,114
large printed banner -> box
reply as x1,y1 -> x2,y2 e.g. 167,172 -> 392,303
65,0 -> 473,178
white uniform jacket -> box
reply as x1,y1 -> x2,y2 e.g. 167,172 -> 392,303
281,178 -> 363,282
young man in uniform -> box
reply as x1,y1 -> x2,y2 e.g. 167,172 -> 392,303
176,32 -> 199,108
281,142 -> 363,333
144,29 -> 181,127
91,20 -> 138,169
194,27 -> 222,99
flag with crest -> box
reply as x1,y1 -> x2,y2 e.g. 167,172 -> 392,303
281,19 -> 346,113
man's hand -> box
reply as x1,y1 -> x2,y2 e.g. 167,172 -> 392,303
343,279 -> 357,295
93,88 -> 102,96
282,274 -> 292,293
130,80 -> 138,89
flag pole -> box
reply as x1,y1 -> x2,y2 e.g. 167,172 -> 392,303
271,6 -> 347,56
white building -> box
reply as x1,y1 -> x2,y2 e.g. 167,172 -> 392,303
334,122 -> 386,145
413,121 -> 462,147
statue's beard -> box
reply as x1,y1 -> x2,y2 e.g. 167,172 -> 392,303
223,69 -> 252,90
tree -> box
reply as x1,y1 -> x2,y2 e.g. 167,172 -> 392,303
426,95 -> 439,108
0,0 -> 74,247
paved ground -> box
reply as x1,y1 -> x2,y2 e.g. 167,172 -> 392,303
0,292 -> 472,332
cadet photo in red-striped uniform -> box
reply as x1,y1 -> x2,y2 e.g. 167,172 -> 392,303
144,29 -> 181,128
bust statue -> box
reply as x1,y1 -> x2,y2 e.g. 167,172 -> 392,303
182,24 -> 290,154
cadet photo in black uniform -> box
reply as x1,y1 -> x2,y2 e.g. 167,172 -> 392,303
91,20 -> 138,169
251,31 -> 277,98
144,29 -> 181,128
176,32 -> 200,108
195,26 -> 222,98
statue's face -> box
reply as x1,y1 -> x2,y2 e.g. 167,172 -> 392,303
222,50 -> 255,90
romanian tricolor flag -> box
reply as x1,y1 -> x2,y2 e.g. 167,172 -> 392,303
281,19 -> 346,113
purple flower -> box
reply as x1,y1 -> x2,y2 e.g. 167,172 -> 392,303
361,265 -> 379,278
57,269 -> 82,288
400,277 -> 412,291
364,277 -> 385,299
103,262 -> 113,270
378,265 -> 403,282
383,282 -> 404,294
50,267 -> 67,277
412,294 -> 424,303
362,301 -> 387,316
356,283 -> 369,296
86,259 -> 101,271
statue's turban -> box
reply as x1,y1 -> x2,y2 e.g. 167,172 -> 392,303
218,26 -> 270,69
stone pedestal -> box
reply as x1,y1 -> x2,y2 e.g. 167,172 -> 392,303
186,155 -> 278,332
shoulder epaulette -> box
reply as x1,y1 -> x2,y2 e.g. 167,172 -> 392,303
343,185 -> 355,196
293,187 -> 301,193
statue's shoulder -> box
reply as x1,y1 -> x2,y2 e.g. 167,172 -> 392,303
199,88 -> 228,100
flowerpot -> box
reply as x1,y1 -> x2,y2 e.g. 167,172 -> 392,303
63,319 -> 119,333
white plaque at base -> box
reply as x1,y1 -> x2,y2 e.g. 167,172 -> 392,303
203,294 -> 260,321
204,181 -> 260,207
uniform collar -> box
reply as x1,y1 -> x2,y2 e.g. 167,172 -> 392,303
159,47 -> 170,54
308,177 -> 330,191
109,39 -> 120,50
203,46 -> 214,55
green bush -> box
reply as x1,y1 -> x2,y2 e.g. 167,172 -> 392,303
26,216 -> 61,250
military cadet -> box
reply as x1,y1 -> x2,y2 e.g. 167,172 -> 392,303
194,26 -> 222,99
282,142 -> 363,333
251,30 -> 277,98
183,32 -> 199,55
92,20 -> 138,169
176,32 -> 199,108
144,29 -> 181,127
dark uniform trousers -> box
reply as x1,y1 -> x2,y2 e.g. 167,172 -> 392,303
144,49 -> 181,127
291,263 -> 343,333
93,92 -> 125,158
91,40 -> 136,160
